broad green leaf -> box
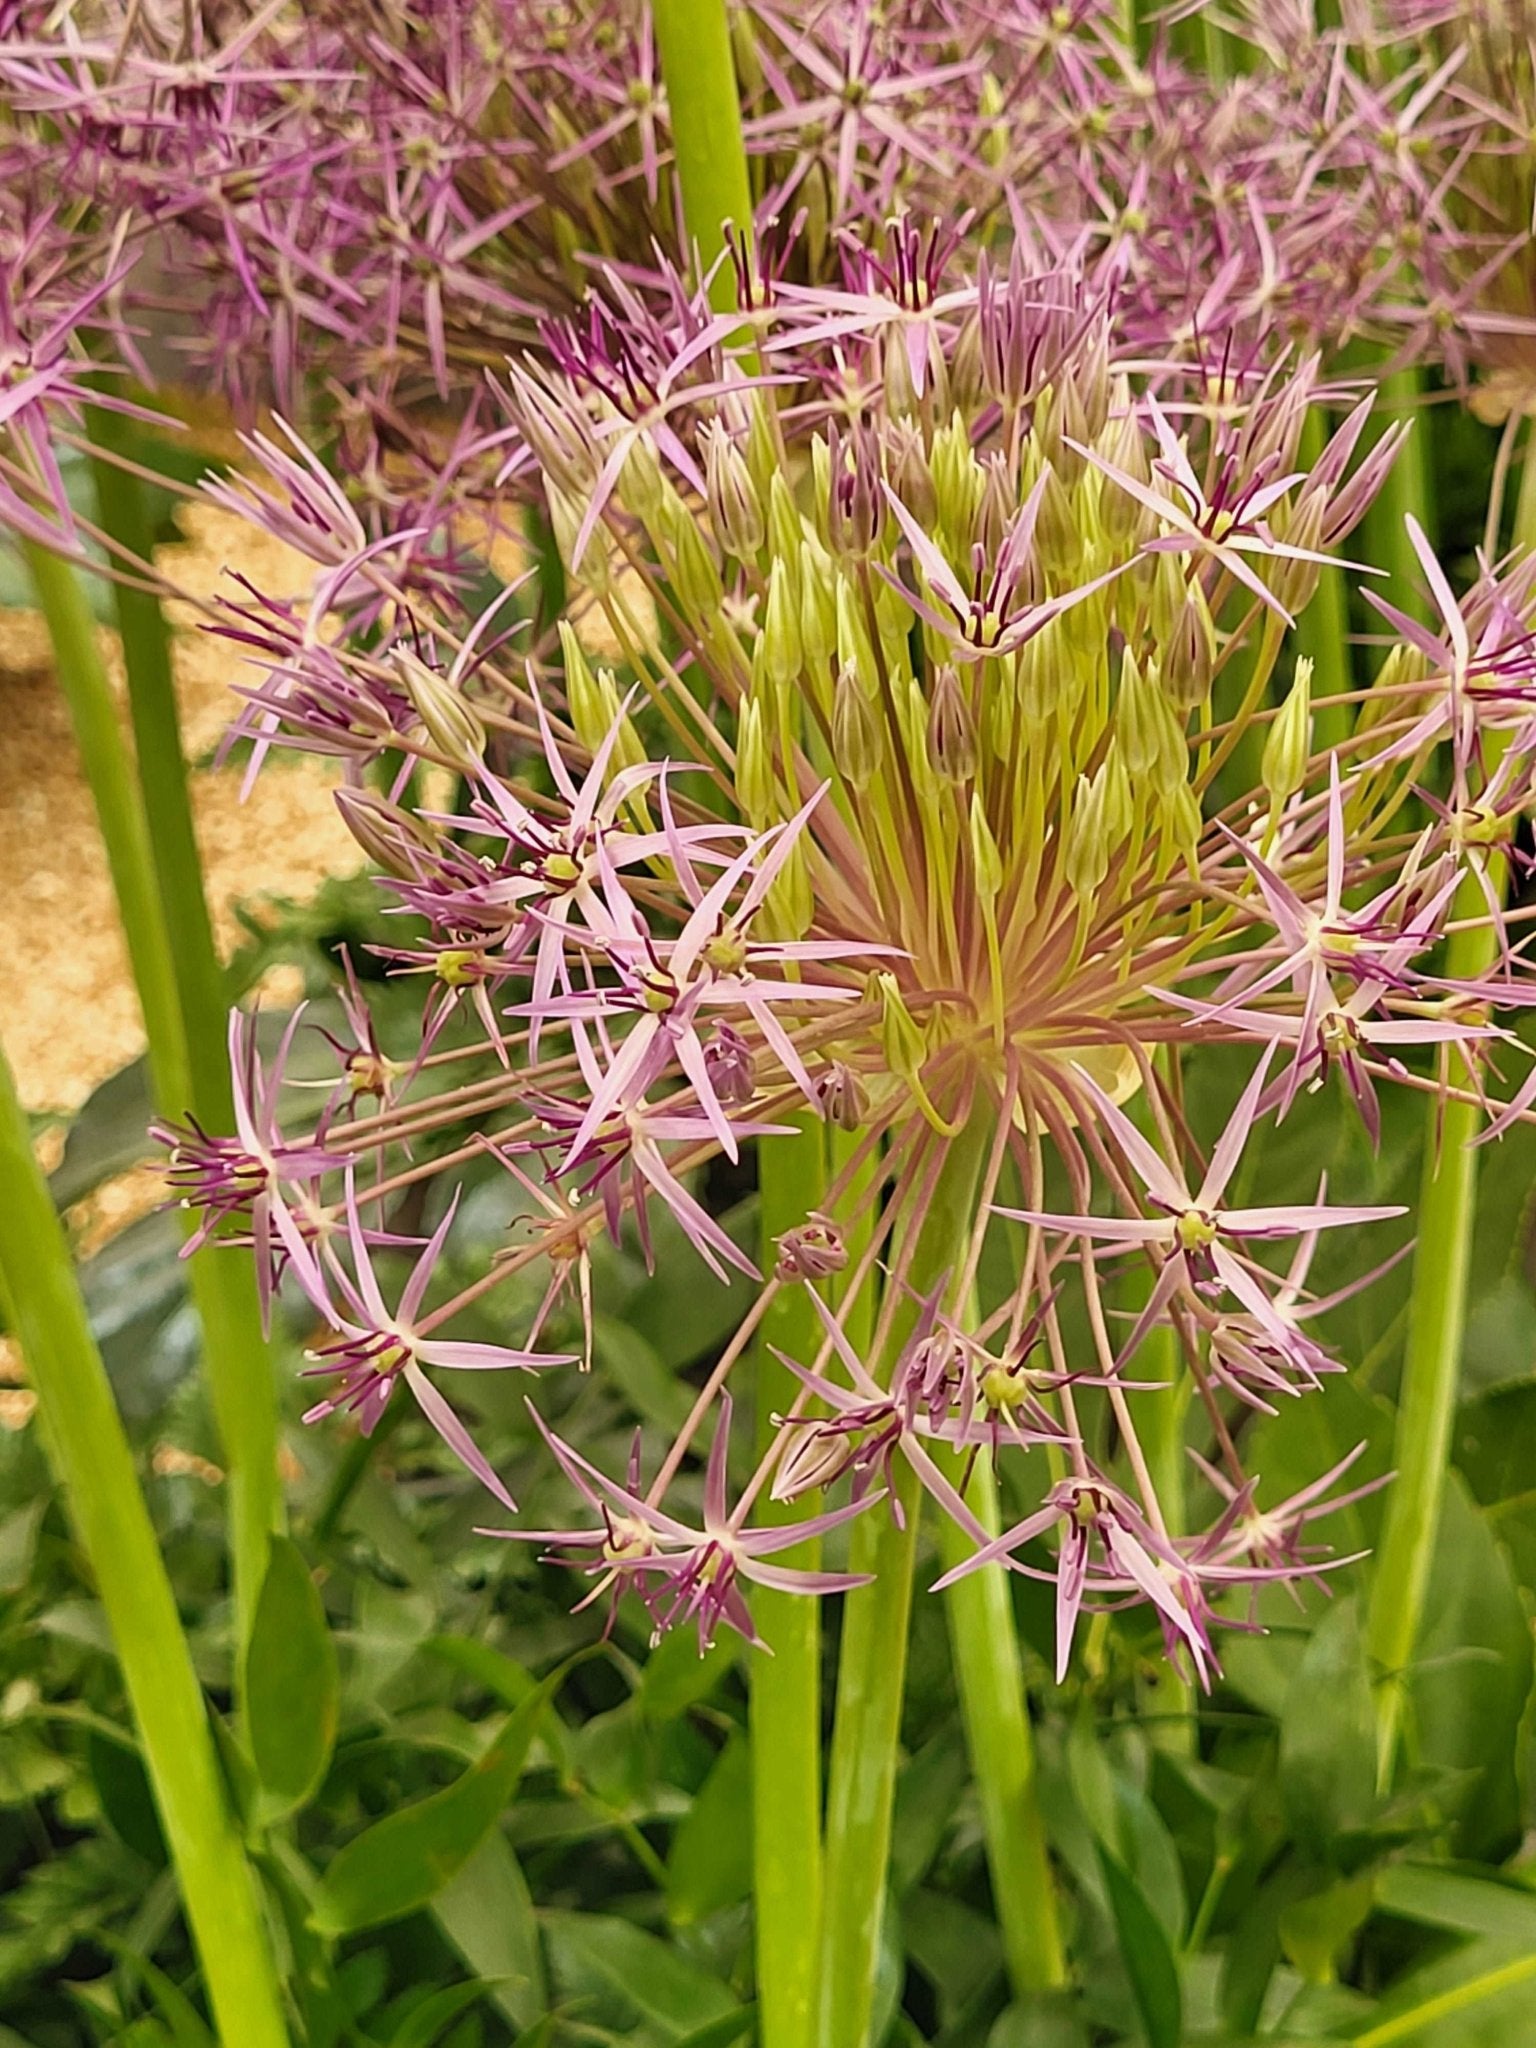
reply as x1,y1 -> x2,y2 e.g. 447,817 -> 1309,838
1279,1596 -> 1376,1859
98,1938 -> 215,2048
671,2013 -> 756,2048
1280,1874 -> 1375,1986
246,1536 -> 339,1816
1096,1844 -> 1182,2048
637,1627 -> 737,1724
666,1734 -> 752,1925
1409,1480 -> 1533,1858
1346,1939 -> 1536,2046
987,1996 -> 1092,2048
432,1828 -> 547,2032
1375,1864 -> 1536,1943
87,1729 -> 167,1866
385,1980 -> 495,2048
422,1635 -> 534,1709
541,1911 -> 736,2038
312,1669 -> 558,1935
621,1196 -> 757,1367
592,1315 -> 695,1433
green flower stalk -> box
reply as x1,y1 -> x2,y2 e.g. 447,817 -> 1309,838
21,535 -> 281,1655
0,1030 -> 291,2048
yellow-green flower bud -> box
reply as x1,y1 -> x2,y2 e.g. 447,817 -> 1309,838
762,558 -> 803,690
745,389 -> 782,505
799,536 -> 838,668
704,422 -> 765,560
394,648 -> 486,770
1266,489 -> 1326,617
1263,657 -> 1313,812
1160,577 -> 1217,710
888,420 -> 937,527
979,70 -> 1008,169
1116,648 -> 1185,791
835,572 -> 878,683
1035,463 -> 1081,580
767,471 -> 803,567
334,786 -> 443,879
1062,748 -> 1131,901
930,410 -> 982,539
765,827 -> 814,939
876,972 -> 929,1087
619,429 -> 666,524
560,621 -> 645,775
660,490 -> 724,617
1095,394 -> 1152,550
1160,777 -> 1203,870
969,793 -> 1004,899
735,695 -> 775,828
884,321 -> 920,418
927,662 -> 978,782
832,662 -> 881,788
808,435 -> 833,544
547,480 -> 613,594
1017,622 -> 1059,720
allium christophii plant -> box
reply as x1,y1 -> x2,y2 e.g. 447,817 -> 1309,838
172,227 -> 1536,1686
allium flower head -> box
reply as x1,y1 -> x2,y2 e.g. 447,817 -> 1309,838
182,218 -> 1536,1681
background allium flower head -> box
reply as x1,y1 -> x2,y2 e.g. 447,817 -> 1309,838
173,216 -> 1536,1682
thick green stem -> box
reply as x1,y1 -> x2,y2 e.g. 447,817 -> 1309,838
935,1447 -> 1067,1990
1296,408 -> 1354,756
1136,1332 -> 1195,1754
23,539 -> 191,1110
86,417 -> 231,1121
22,538 -> 280,1654
817,1121 -> 993,2048
1365,904 -> 1493,1787
750,1118 -> 827,2048
652,0 -> 755,312
1359,367 -> 1434,628
1364,474 -> 1529,1781
0,1034 -> 291,2048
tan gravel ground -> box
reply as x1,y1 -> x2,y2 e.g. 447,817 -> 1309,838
0,502 -> 363,1115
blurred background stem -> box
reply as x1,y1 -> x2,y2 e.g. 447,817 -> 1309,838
651,0 -> 754,315
1365,435 -> 1529,1785
0,1030 -> 291,2048
750,1117 -> 827,2048
21,532 -> 281,1665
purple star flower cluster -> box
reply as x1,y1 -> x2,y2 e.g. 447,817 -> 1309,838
6,0 -> 1528,554
137,209 -> 1536,1685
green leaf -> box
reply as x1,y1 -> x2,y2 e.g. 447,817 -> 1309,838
432,1828 -> 547,2033
541,1911 -> 736,2038
636,1627 -> 737,1724
671,2013 -> 757,2048
1279,1875 -> 1375,1986
1409,1480 -> 1533,1857
246,1536 -> 339,1817
422,1635 -> 535,1709
666,1734 -> 752,1926
312,1669 -> 559,1936
385,1981 -> 496,2048
1096,1844 -> 1182,2048
986,1996 -> 1092,2048
591,1315 -> 695,1433
87,1729 -> 168,1866
98,1938 -> 215,2048
1346,1940 -> 1536,2046
1375,1864 -> 1536,1943
1279,1596 -> 1376,1858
